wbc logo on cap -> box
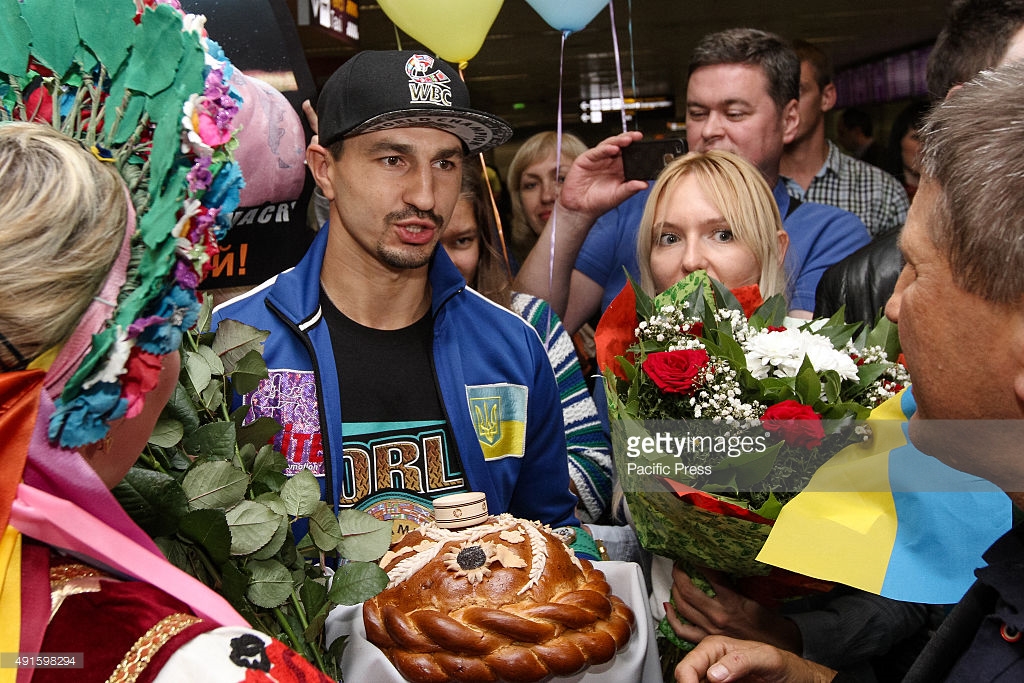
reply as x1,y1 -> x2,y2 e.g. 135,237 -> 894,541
405,54 -> 453,107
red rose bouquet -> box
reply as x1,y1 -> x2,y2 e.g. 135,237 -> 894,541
597,271 -> 907,657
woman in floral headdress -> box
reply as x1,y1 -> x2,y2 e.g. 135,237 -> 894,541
0,125 -> 332,683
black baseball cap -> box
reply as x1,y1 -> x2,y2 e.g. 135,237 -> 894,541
317,50 -> 512,154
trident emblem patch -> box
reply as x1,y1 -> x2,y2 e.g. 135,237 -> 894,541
471,396 -> 501,445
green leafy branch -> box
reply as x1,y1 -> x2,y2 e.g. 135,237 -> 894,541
115,297 -> 390,680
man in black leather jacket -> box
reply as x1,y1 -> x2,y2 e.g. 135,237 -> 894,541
814,229 -> 902,326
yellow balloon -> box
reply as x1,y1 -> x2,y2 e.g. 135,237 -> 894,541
378,0 -> 503,64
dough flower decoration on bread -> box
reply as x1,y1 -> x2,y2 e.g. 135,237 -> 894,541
443,541 -> 527,585
365,513 -> 634,683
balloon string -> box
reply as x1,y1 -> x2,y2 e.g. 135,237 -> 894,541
608,0 -> 628,133
545,29 -> 570,349
627,0 -> 638,129
392,24 -> 402,50
458,65 -> 514,279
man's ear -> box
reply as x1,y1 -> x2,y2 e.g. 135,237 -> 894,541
1011,304 -> 1024,408
781,99 -> 800,145
306,143 -> 336,200
821,83 -> 837,113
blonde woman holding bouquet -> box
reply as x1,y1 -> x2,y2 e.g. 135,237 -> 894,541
595,149 -> 793,381
591,149 -> 931,679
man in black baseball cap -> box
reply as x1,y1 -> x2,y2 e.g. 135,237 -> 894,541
214,51 -> 591,556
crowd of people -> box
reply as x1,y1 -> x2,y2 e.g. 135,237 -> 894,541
5,0 -> 1024,681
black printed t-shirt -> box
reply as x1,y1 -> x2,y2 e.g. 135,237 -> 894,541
319,289 -> 468,541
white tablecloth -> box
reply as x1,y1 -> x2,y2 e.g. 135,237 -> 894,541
325,560 -> 661,682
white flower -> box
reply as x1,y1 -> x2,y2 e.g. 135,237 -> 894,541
181,96 -> 214,156
82,329 -> 133,389
743,328 -> 859,381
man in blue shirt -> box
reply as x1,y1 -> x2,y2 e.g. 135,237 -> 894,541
513,28 -> 870,328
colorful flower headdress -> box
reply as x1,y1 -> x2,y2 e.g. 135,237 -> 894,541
0,0 -> 244,447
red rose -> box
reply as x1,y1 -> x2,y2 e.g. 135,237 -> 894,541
761,400 -> 826,449
643,349 -> 710,395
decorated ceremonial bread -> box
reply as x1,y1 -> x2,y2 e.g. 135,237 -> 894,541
363,512 -> 634,682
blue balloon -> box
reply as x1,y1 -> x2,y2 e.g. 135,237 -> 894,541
525,0 -> 607,33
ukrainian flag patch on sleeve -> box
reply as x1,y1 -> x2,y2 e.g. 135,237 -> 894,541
466,383 -> 528,460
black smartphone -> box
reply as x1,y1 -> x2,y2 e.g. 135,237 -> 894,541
621,138 -> 687,181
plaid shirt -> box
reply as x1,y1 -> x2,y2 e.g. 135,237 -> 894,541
783,140 -> 909,237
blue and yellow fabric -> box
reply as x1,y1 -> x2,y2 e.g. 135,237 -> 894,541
757,387 -> 1011,604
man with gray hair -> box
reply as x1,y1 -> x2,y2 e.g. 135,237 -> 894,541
675,59 -> 1024,683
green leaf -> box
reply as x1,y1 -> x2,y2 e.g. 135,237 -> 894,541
246,559 -> 294,609
21,0 -> 79,75
794,361 -> 822,405
182,421 -> 237,461
179,508 -> 231,564
303,601 -> 330,645
219,559 -> 250,609
257,492 -> 289,517
123,3 -> 183,95
155,536 -> 190,572
200,378 -> 225,413
183,348 -> 214,397
308,501 -> 344,551
823,372 -> 843,404
163,383 -> 201,434
197,344 -> 225,377
865,314 -> 902,359
626,270 -> 653,322
225,500 -> 280,555
752,492 -> 785,521
280,469 -> 323,518
212,319 -> 270,374
75,0 -> 135,74
251,517 -> 290,561
252,445 -> 288,491
336,509 -> 393,561
703,441 -> 783,492
148,417 -> 184,448
299,577 -> 329,621
181,460 -> 248,510
195,296 -> 215,336
231,349 -> 270,395
112,466 -> 188,538
238,417 -> 283,453
0,0 -> 31,76
653,271 -> 716,313
749,294 -> 789,328
327,561 -> 389,606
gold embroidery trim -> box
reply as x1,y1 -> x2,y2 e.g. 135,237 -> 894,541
49,562 -> 109,622
106,612 -> 203,683
49,562 -> 106,587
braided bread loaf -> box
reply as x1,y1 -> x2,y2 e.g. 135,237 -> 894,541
363,514 -> 634,683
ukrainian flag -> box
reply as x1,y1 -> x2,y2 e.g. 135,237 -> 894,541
757,387 -> 1011,604
466,384 -> 527,461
